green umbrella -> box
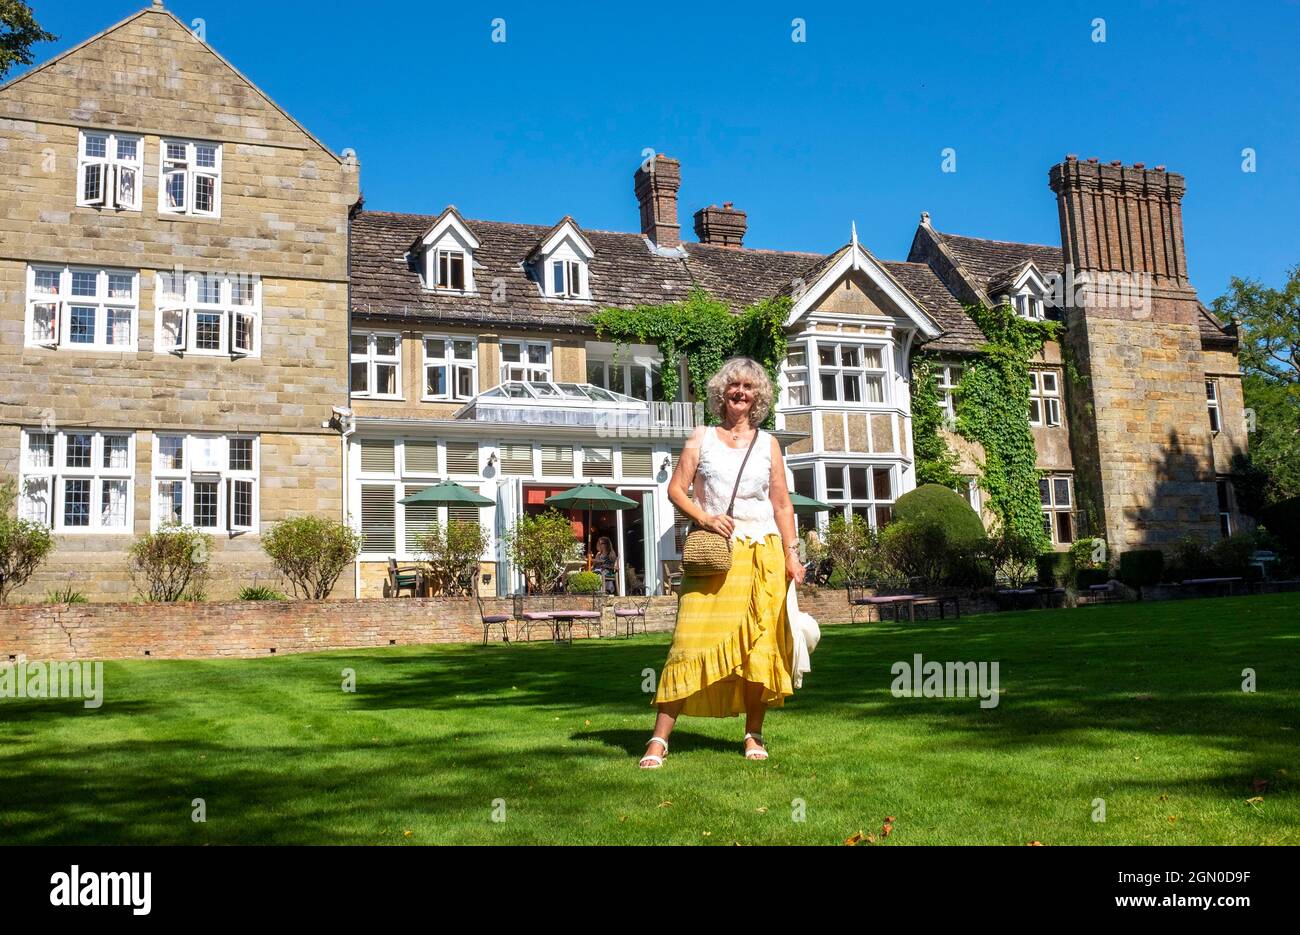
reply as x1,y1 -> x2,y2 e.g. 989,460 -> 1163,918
544,483 -> 639,571
789,491 -> 834,514
399,479 -> 494,506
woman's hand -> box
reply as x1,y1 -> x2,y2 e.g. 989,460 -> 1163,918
785,548 -> 805,584
702,513 -> 735,537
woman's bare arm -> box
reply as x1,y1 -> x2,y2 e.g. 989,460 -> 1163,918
769,435 -> 804,582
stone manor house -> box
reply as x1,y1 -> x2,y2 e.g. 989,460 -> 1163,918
0,4 -> 1247,600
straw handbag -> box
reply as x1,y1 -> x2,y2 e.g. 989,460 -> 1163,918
681,429 -> 760,576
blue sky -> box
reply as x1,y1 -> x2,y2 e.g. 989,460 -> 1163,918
31,0 -> 1300,299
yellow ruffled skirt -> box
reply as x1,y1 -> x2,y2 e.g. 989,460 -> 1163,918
653,533 -> 795,717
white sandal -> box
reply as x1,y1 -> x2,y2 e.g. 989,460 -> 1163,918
743,732 -> 769,760
639,736 -> 669,769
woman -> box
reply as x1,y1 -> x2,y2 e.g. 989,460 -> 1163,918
639,357 -> 804,768
592,535 -> 618,594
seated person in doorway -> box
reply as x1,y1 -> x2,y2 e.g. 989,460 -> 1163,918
593,536 -> 619,594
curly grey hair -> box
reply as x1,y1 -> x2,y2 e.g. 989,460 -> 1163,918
706,356 -> 773,425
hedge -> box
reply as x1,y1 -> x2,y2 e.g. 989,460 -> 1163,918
893,484 -> 987,549
1119,550 -> 1164,589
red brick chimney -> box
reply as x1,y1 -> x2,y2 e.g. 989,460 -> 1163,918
634,154 -> 681,247
693,202 -> 747,248
1049,155 -> 1189,286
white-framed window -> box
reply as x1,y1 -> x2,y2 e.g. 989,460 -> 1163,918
1217,479 -> 1234,538
815,341 -> 888,405
586,354 -> 662,401
1040,475 -> 1074,545
1014,290 -> 1045,320
77,130 -> 142,211
1029,369 -> 1062,427
152,433 -> 258,534
159,139 -> 222,217
423,335 -> 477,401
783,345 -> 810,407
824,463 -> 896,529
550,259 -> 585,299
936,362 -> 964,428
353,437 -> 486,558
500,340 -> 551,382
25,264 -> 138,351
351,331 -> 402,398
1206,380 -> 1221,433
434,250 -> 467,291
155,271 -> 260,357
19,429 -> 135,533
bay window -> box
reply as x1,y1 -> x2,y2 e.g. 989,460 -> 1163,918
152,433 -> 258,534
824,463 -> 895,528
19,429 -> 134,532
423,335 -> 477,401
26,264 -> 138,350
155,271 -> 260,356
159,139 -> 222,217
816,341 -> 887,404
351,332 -> 402,397
77,130 -> 142,210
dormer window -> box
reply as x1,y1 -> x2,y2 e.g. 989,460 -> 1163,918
552,260 -> 584,298
436,250 -> 466,291
414,207 -> 480,293
527,217 -> 594,301
1014,292 -> 1045,320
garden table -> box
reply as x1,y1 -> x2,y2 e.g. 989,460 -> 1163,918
1180,577 -> 1244,598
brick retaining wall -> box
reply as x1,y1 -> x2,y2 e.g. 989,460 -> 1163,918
0,586 -> 1002,662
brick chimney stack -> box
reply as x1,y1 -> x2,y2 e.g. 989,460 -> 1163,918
1049,155 -> 1189,286
693,202 -> 747,248
634,154 -> 681,247
1045,156 -> 1220,554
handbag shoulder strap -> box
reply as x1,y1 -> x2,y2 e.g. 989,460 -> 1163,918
725,428 -> 762,518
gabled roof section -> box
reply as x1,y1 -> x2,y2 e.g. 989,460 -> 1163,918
0,3 -> 345,164
525,216 -> 595,263
985,259 -> 1048,297
933,229 -> 1063,297
785,239 -> 942,339
1199,303 -> 1239,349
412,205 -> 481,252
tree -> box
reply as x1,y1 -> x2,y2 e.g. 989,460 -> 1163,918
504,509 -> 581,594
1,1 -> 56,80
1213,267 -> 1300,507
0,478 -> 55,603
417,519 -> 489,596
129,525 -> 213,602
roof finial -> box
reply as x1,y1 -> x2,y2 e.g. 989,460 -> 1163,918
851,221 -> 858,251
152,0 -> 164,8
920,211 -> 931,227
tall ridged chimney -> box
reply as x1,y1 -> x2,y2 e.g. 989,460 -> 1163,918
634,154 -> 680,247
693,202 -> 747,248
1048,156 -> 1221,553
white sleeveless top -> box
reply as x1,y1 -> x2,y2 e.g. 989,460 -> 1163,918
692,427 -> 779,544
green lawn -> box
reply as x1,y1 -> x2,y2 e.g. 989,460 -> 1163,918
1,593 -> 1297,845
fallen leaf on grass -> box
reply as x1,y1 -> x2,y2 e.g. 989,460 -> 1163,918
1246,796 -> 1264,806
844,830 -> 866,846
1167,815 -> 1178,824
658,800 -> 672,808
702,831 -> 711,837
1027,841 -> 1044,846
403,830 -> 413,837
755,807 -> 768,814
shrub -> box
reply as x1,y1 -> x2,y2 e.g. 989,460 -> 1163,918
881,520 -> 949,586
505,509 -> 582,594
1119,550 -> 1164,591
262,515 -> 363,600
1258,496 -> 1300,564
823,514 -> 885,582
417,519 -> 490,596
0,479 -> 55,604
1069,537 -> 1109,572
568,570 -> 602,594
984,525 -> 1042,588
239,585 -> 289,601
45,587 -> 87,605
892,484 -> 987,550
1209,531 -> 1259,578
129,525 -> 212,602
1166,535 -> 1212,582
1036,551 -> 1072,588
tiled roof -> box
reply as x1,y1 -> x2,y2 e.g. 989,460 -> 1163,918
1199,304 -> 1238,348
933,230 -> 1063,291
349,210 -> 987,349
